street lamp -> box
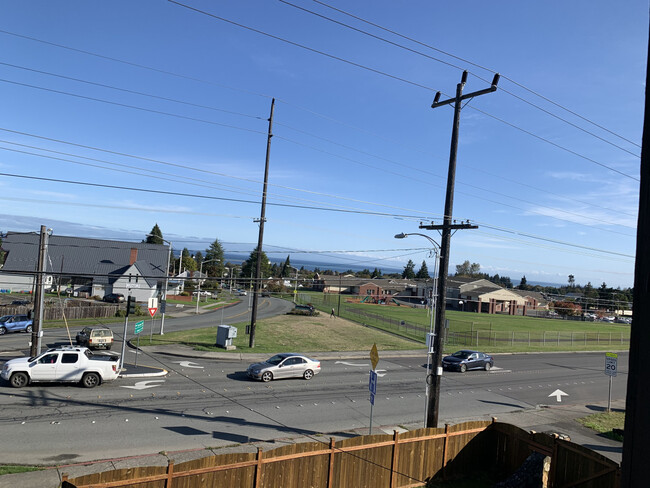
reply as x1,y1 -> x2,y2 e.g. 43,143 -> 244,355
147,234 -> 172,335
395,232 -> 441,427
288,266 -> 299,303
196,258 -> 219,315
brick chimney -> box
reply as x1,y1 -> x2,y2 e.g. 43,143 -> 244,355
129,248 -> 138,265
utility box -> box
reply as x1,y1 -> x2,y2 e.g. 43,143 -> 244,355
216,325 -> 238,350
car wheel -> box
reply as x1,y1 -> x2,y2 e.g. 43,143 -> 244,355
82,372 -> 100,388
484,362 -> 491,371
10,372 -> 29,388
25,325 -> 33,333
105,345 -> 112,350
0,327 -> 6,335
459,364 -> 467,373
303,369 -> 314,380
261,371 -> 273,382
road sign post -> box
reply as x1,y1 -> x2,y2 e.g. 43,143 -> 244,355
134,320 -> 144,367
605,352 -> 618,412
368,344 -> 379,434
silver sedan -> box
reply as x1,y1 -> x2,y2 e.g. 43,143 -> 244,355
247,353 -> 321,382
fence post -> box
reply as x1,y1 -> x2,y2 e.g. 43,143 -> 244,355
165,460 -> 174,488
255,448 -> 264,488
327,437 -> 336,488
390,430 -> 400,488
442,424 -> 451,480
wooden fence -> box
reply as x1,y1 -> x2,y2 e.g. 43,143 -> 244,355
61,420 -> 620,488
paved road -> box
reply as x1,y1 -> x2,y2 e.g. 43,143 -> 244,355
0,296 -> 293,353
0,343 -> 628,465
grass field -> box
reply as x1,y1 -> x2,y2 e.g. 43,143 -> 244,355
140,312 -> 419,354
300,292 -> 630,353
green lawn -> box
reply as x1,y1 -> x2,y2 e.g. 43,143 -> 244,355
300,291 -> 630,353
577,411 -> 625,441
139,313 -> 419,354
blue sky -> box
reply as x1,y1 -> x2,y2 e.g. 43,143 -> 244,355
0,0 -> 646,288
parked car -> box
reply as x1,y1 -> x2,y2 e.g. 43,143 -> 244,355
11,299 -> 30,306
238,291 -> 248,296
0,315 -> 33,335
103,293 -> 125,303
76,326 -> 114,350
1,346 -> 120,388
442,350 -> 494,373
247,353 -> 321,382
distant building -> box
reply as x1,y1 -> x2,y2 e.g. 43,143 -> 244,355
0,232 -> 169,302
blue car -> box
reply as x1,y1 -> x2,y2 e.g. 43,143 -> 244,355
0,315 -> 33,335
442,350 -> 494,373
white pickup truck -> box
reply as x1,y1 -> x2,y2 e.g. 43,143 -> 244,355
1,346 -> 120,388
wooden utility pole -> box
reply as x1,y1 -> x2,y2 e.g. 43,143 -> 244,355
29,225 -> 49,357
421,71 -> 499,428
621,33 -> 650,487
249,98 -> 275,348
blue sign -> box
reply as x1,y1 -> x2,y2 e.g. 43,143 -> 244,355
369,370 -> 378,395
370,392 -> 375,405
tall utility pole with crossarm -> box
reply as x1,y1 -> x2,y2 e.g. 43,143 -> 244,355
421,70 -> 499,428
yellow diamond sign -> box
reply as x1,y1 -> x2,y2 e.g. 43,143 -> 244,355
370,343 -> 379,371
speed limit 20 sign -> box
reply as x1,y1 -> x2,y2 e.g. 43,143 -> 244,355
605,352 -> 618,377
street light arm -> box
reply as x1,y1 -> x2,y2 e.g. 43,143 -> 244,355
395,232 -> 441,252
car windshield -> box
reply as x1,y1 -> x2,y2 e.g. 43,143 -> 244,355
0,315 -> 11,323
266,354 -> 286,365
94,329 -> 112,337
451,351 -> 472,359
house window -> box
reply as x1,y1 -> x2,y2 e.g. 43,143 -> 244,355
128,274 -> 132,283
135,275 -> 139,283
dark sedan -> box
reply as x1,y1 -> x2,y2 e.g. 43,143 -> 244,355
103,293 -> 125,303
442,350 -> 494,373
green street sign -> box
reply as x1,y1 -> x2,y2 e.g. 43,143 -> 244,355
134,320 -> 145,334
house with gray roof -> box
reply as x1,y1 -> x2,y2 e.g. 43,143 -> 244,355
0,232 -> 170,302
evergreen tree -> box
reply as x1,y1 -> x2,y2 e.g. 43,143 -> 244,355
204,238 -> 225,279
402,260 -> 416,279
181,248 -> 197,272
144,223 -> 163,244
281,255 -> 292,277
241,247 -> 272,279
518,276 -> 529,290
416,260 -> 429,279
371,268 -> 382,279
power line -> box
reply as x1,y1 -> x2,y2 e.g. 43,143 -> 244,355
0,172 -> 433,220
0,60 -> 264,120
166,1 -> 639,182
3,133 -> 635,238
306,0 -> 641,150
0,78 -> 266,135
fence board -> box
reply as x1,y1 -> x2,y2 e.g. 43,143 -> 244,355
66,420 -> 619,488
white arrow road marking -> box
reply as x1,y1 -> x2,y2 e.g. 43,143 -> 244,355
173,361 -> 204,369
549,389 -> 568,402
121,380 -> 166,390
